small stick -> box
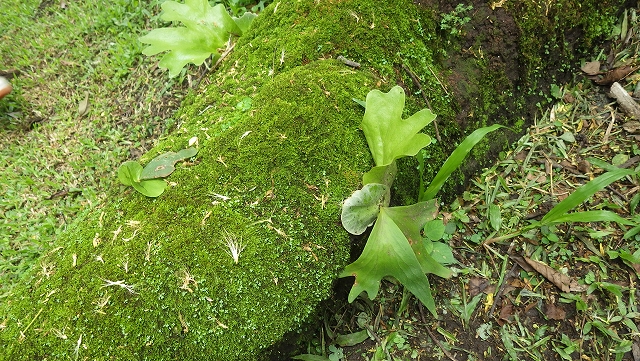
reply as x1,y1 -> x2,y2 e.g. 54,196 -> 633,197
610,82 -> 640,120
401,63 -> 441,142
603,109 -> 615,144
336,55 -> 361,69
418,303 -> 460,361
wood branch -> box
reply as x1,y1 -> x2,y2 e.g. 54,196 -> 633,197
609,82 -> 640,120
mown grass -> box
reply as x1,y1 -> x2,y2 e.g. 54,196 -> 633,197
0,0 -> 186,297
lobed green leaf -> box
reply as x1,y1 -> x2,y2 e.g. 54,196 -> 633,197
361,86 -> 435,167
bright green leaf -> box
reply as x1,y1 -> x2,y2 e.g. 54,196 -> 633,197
541,168 -> 636,224
341,183 -> 389,235
139,0 -> 249,77
362,161 -> 397,187
340,207 -> 439,316
431,242 -> 456,265
489,204 -> 502,231
118,161 -> 142,186
361,86 -> 435,166
421,124 -> 503,201
233,12 -> 257,33
423,219 -> 445,241
131,179 -> 167,198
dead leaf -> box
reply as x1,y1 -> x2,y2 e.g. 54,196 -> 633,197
623,121 -> 640,133
523,257 -> 586,292
510,255 -> 534,272
497,302 -> 514,326
544,302 -> 567,320
78,91 -> 90,117
581,61 -> 601,75
469,277 -> 490,297
632,338 -> 640,361
594,65 -> 639,85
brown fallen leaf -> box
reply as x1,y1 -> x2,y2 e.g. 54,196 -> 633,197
581,61 -> 601,76
544,302 -> 567,320
497,301 -> 514,326
623,121 -> 640,133
523,257 -> 586,292
632,337 -> 640,361
595,65 -> 639,85
469,277 -> 490,297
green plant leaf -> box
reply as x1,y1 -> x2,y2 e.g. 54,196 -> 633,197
489,204 -> 502,231
539,210 -> 636,226
117,161 -> 167,197
336,330 -> 369,347
140,147 -> 198,180
233,12 -> 257,33
431,241 -> 456,265
139,0 -> 246,77
161,0 -> 239,31
362,161 -> 397,187
421,124 -> 503,201
341,183 -> 389,235
292,355 -> 331,361
423,219 -> 445,241
384,200 -> 439,245
340,206 -> 439,316
361,86 -> 435,166
131,179 -> 167,198
118,161 -> 143,186
541,168 -> 636,224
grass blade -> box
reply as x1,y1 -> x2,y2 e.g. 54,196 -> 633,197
421,124 -> 503,201
542,210 -> 635,226
541,168 -> 635,224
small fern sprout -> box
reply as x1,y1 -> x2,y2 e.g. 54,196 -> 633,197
222,231 -> 245,264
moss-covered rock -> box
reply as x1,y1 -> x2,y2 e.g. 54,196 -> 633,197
0,0 -> 626,359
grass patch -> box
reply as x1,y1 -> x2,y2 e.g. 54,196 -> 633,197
0,0 -> 187,297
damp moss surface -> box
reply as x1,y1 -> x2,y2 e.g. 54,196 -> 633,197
0,1 -> 449,360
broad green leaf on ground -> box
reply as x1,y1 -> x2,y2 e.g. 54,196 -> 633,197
140,26 -> 224,77
140,147 -> 198,180
430,241 -> 457,265
118,161 -> 142,186
131,178 -> 167,198
541,167 -> 636,224
361,86 -> 435,166
118,161 -> 167,197
340,207 -> 439,316
423,219 -> 445,241
421,124 -> 503,201
161,0 -> 240,33
341,183 -> 389,235
139,0 -> 251,77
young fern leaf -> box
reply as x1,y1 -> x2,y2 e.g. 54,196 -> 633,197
361,86 -> 435,167
139,0 -> 254,77
340,201 -> 440,316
